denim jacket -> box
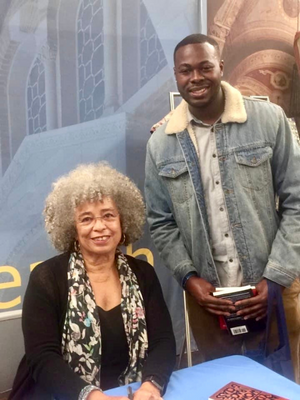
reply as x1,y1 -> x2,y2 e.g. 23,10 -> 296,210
145,82 -> 300,288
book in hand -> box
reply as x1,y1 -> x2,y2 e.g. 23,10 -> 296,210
208,381 -> 289,400
213,285 -> 265,336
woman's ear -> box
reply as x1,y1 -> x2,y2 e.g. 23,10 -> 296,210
119,233 -> 126,246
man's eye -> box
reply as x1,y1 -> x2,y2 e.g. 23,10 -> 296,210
202,66 -> 213,71
179,69 -> 190,74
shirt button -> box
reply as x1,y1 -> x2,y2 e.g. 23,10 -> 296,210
212,154 -> 217,158
229,258 -> 233,262
220,207 -> 224,211
225,233 -> 229,237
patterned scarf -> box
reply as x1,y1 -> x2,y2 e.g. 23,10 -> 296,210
61,250 -> 148,387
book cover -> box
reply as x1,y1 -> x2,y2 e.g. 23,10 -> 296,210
209,381 -> 289,400
213,285 -> 256,295
214,286 -> 265,336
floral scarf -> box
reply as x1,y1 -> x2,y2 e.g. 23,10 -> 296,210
61,250 -> 148,387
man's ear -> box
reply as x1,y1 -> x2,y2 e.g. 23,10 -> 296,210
220,60 -> 224,77
173,66 -> 178,83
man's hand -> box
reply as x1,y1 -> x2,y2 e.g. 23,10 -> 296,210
185,276 -> 235,316
235,279 -> 269,321
133,382 -> 163,400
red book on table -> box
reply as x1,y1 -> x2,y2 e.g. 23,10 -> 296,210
208,381 -> 289,400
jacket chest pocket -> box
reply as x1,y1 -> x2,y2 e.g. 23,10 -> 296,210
234,147 -> 273,191
158,161 -> 194,204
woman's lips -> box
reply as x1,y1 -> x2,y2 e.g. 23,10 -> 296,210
91,236 -> 110,243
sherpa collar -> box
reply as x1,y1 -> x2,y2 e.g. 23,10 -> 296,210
165,81 -> 247,135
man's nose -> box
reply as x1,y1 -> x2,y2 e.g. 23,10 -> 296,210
190,70 -> 204,81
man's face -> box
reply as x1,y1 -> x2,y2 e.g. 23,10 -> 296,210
174,42 -> 224,109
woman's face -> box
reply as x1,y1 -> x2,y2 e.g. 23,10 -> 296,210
75,197 -> 122,260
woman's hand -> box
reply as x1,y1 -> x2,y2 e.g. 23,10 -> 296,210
133,382 -> 163,400
86,384 -> 163,400
87,389 -> 128,400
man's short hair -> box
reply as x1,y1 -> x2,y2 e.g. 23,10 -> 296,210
174,33 -> 220,62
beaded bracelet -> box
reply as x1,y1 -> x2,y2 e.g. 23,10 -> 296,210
78,385 -> 102,400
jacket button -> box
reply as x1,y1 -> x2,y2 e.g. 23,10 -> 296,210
251,157 -> 257,164
213,154 -> 217,158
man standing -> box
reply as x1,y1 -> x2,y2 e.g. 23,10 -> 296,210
145,34 -> 300,379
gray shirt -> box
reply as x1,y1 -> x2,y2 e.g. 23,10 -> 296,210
188,110 -> 242,287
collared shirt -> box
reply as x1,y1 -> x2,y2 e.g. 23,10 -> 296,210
188,109 -> 242,287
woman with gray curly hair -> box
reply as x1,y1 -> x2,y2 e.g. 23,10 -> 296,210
10,163 -> 176,400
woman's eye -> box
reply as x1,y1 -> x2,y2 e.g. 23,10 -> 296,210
103,213 -> 114,220
81,217 -> 92,223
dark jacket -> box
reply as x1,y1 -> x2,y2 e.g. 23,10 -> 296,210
9,253 -> 176,400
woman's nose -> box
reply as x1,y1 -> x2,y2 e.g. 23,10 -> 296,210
93,217 -> 106,229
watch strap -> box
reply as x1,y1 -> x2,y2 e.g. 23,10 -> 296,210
182,271 -> 198,289
143,376 -> 164,394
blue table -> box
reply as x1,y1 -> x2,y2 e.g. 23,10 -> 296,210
105,355 -> 300,399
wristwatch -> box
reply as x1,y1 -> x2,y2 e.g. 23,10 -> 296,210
144,376 -> 164,395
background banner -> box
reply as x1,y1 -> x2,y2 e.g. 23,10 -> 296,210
0,0 -> 207,354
